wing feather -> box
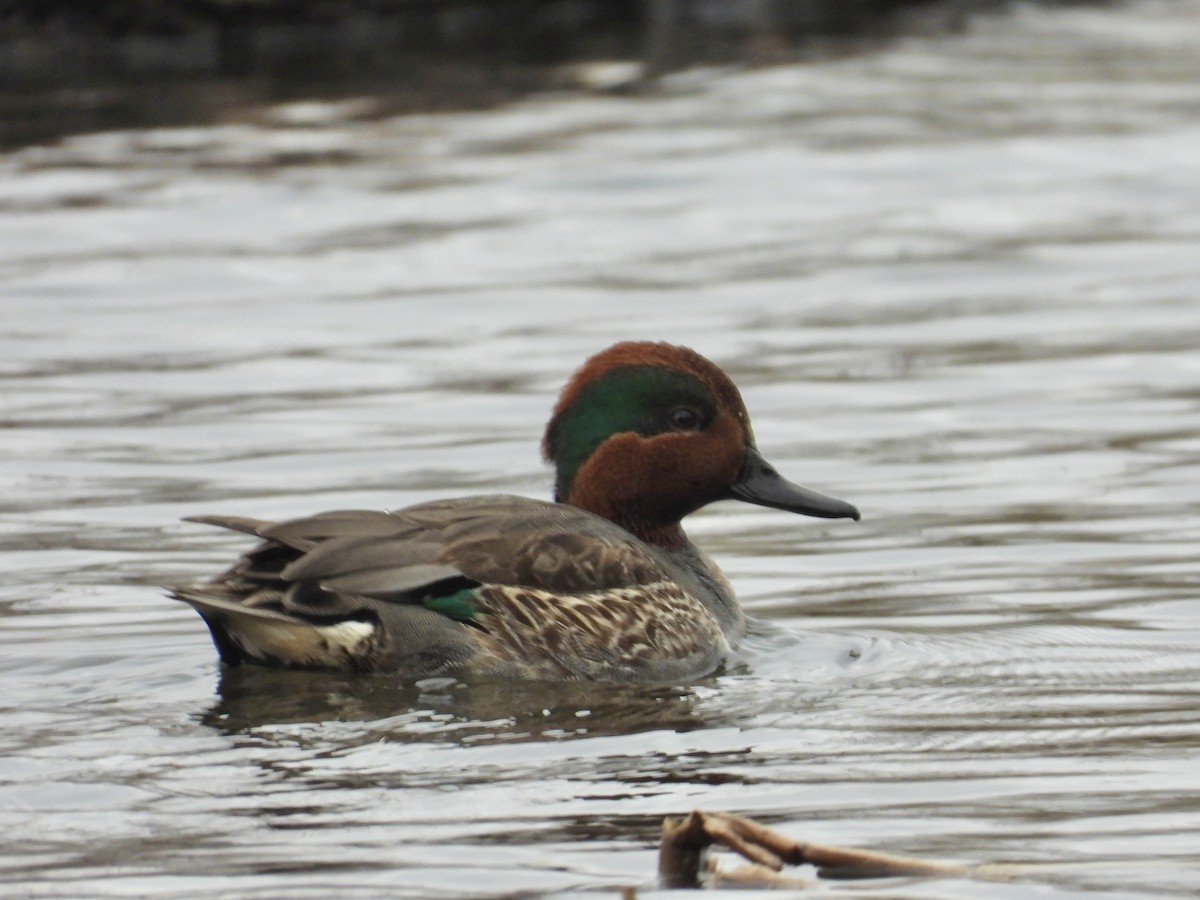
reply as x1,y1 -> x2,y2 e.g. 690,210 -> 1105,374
184,495 -> 671,608
316,564 -> 466,598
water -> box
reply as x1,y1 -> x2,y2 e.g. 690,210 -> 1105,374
3,1 -> 1200,896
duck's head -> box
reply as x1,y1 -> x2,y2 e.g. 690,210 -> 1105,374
542,341 -> 860,547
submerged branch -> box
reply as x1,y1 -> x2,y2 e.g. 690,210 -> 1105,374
660,810 -> 1021,889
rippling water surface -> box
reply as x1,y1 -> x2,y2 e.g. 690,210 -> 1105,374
4,2 -> 1200,897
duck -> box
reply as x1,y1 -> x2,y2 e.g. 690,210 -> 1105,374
172,341 -> 859,683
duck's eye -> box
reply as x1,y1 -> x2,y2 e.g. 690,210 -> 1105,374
668,407 -> 703,432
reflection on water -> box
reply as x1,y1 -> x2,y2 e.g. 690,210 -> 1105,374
3,1 -> 1200,897
204,668 -> 715,741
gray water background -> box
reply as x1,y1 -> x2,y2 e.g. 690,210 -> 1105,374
3,2 -> 1200,896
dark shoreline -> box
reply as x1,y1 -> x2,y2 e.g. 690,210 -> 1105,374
0,1 -> 1072,149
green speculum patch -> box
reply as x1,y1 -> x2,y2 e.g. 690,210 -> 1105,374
424,587 -> 480,623
545,365 -> 715,502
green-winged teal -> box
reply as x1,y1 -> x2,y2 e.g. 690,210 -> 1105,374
173,341 -> 859,682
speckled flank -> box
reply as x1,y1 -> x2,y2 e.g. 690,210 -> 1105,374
471,581 -> 728,681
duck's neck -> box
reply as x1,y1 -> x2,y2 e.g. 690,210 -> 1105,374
560,478 -> 692,550
611,516 -> 690,551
